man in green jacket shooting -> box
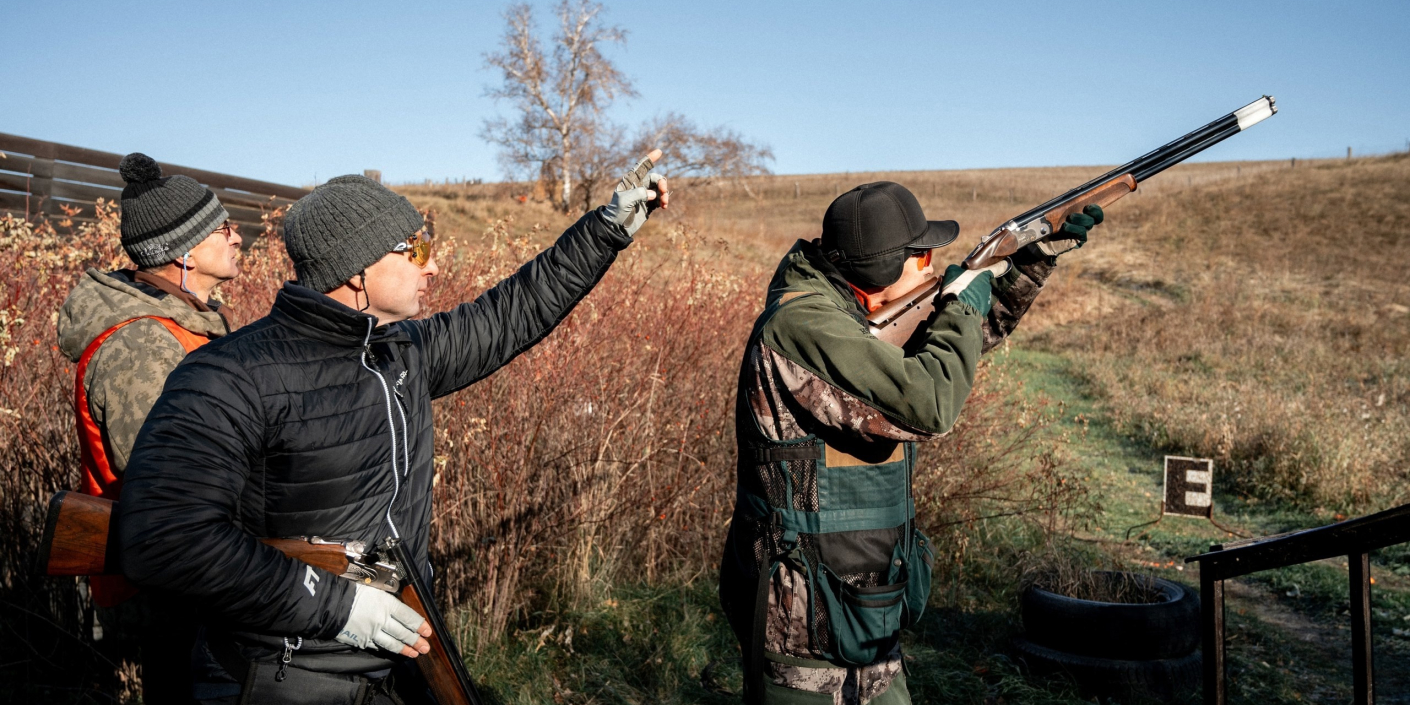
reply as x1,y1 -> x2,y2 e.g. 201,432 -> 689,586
718,181 -> 1101,704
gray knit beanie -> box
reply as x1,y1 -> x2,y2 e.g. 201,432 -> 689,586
282,175 -> 425,293
118,153 -> 230,268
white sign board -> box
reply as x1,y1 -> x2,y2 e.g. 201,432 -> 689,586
1163,456 -> 1214,518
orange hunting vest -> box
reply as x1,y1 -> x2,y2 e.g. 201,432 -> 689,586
74,315 -> 211,607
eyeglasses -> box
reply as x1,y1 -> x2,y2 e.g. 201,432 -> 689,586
392,228 -> 433,268
911,248 -> 933,271
212,221 -> 235,239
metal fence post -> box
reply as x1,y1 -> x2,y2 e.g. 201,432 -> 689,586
1201,568 -> 1225,705
1350,552 -> 1374,704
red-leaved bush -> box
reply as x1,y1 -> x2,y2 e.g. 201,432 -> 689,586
0,204 -> 1085,691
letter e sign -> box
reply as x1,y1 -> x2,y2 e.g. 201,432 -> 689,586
1163,456 -> 1214,518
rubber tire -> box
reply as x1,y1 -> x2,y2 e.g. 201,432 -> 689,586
1021,571 -> 1200,661
1012,637 -> 1201,702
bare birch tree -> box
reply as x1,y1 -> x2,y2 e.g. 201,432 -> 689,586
633,112 -> 774,185
572,113 -> 775,211
482,1 -> 635,213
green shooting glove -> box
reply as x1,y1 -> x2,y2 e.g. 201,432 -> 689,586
941,264 -> 996,317
1033,204 -> 1104,258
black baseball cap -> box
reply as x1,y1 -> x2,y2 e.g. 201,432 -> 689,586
819,181 -> 960,288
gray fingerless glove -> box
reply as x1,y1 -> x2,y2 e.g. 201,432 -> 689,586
335,583 -> 425,654
602,154 -> 664,237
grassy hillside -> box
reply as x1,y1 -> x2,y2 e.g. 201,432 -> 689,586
402,153 -> 1409,510
393,153 -> 1410,704
4,154 -> 1402,703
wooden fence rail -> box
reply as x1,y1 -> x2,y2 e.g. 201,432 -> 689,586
0,132 -> 307,239
1186,502 -> 1410,704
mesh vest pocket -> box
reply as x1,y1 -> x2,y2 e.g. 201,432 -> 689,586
815,563 -> 905,666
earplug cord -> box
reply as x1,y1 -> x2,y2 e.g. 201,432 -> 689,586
179,252 -> 195,297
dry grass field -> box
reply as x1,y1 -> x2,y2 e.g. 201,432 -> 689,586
397,154 -> 1410,702
2,151 -> 1405,703
403,152 -> 1410,511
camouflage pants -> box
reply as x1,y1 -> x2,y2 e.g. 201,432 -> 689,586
762,651 -> 908,705
761,564 -> 908,705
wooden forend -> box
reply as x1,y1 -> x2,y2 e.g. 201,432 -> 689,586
1041,174 -> 1137,234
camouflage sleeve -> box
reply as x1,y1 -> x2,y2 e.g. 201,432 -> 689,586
752,344 -> 933,444
762,296 -> 983,437
981,246 -> 1056,353
85,320 -> 188,475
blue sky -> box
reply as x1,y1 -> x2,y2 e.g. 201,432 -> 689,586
3,1 -> 1407,186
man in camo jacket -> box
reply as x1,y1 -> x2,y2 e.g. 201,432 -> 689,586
719,182 -> 1102,704
56,152 -> 242,704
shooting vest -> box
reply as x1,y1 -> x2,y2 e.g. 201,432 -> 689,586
731,294 -> 935,690
74,315 -> 211,607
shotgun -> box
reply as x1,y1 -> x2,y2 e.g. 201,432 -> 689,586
867,95 -> 1278,346
39,491 -> 484,705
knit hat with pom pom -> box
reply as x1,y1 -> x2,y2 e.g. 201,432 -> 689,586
117,153 -> 230,268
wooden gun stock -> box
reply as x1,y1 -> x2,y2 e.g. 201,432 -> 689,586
40,491 -> 117,576
39,491 -> 482,705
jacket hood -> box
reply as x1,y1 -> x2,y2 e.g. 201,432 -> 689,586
768,239 -> 867,322
56,268 -> 229,362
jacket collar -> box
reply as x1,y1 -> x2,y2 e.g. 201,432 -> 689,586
269,282 -> 410,348
771,240 -> 868,324
122,269 -> 235,330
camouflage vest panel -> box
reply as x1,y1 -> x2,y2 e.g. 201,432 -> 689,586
734,375 -> 933,667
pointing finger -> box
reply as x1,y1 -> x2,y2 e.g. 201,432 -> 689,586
620,152 -> 659,190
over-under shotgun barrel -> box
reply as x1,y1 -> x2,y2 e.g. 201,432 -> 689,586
868,96 -> 1277,346
998,95 -> 1277,234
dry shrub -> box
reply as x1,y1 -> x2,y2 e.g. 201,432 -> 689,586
0,209 -> 117,695
1,180 -> 1091,691
913,355 -> 1092,563
1034,154 -> 1410,508
0,203 -> 288,696
417,219 -> 1092,647
424,218 -> 758,645
1029,569 -> 1165,605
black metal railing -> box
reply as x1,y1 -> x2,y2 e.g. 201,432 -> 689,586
1186,503 -> 1410,704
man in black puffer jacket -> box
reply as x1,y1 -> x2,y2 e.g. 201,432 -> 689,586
118,153 -> 668,703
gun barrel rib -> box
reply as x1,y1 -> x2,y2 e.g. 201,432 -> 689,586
1002,96 -> 1275,231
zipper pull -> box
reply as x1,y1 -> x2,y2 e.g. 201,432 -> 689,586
275,636 -> 302,682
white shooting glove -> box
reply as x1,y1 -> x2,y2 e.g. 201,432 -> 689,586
602,151 -> 666,237
335,583 -> 426,654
